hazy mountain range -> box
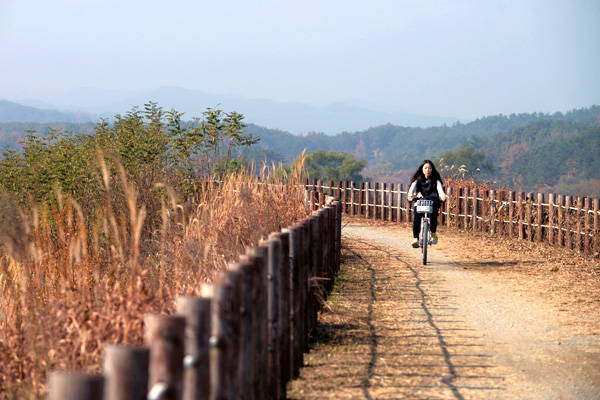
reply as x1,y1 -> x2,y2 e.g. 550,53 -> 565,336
2,86 -> 459,134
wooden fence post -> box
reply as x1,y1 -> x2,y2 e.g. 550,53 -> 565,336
499,190 -> 506,235
246,245 -> 269,399
374,182 -> 380,220
455,186 -> 460,228
282,224 -> 303,379
175,297 -> 211,400
490,190 -> 496,235
317,191 -> 325,209
145,313 -> 186,400
104,345 -> 149,400
594,199 -> 599,255
226,262 -> 256,400
350,181 -> 355,216
310,214 -> 324,303
472,188 -> 478,233
314,212 -> 324,299
365,181 -> 371,218
374,182 -> 379,219
445,187 -> 452,228
328,202 -> 338,283
454,187 -> 460,229
358,182 -> 365,216
537,193 -> 544,243
565,196 -> 572,250
576,197 -> 583,252
455,186 -> 460,229
379,182 -> 385,220
371,181 -> 376,219
48,372 -> 104,400
375,182 -> 380,220
335,199 -> 342,273
584,198 -> 591,255
463,187 -> 469,230
508,191 -> 515,239
216,271 -> 242,400
342,181 -> 348,213
261,237 -> 282,400
482,190 -> 487,233
323,210 -> 332,290
297,220 -> 310,354
518,192 -> 525,240
326,204 -> 337,288
557,195 -> 564,247
270,232 -> 291,396
369,182 -> 379,219
526,193 -> 534,242
387,183 -> 393,222
398,183 -> 405,223
548,193 -> 555,245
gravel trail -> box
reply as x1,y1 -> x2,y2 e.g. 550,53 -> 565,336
336,221 -> 600,399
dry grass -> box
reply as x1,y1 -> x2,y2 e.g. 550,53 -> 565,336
0,162 -> 309,399
435,227 -> 600,337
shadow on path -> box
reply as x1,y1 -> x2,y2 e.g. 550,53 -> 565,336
348,236 -> 504,399
288,233 -> 506,399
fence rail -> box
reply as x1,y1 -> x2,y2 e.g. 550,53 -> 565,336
48,193 -> 342,400
306,179 -> 600,256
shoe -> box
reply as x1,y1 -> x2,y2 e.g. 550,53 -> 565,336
431,233 -> 438,244
411,238 -> 419,248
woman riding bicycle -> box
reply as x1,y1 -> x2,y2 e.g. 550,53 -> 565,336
407,160 -> 446,248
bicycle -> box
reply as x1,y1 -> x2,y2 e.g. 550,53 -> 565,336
415,198 -> 434,265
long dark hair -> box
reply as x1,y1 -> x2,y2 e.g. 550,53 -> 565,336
410,159 -> 443,184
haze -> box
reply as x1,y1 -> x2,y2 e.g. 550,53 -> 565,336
1,0 -> 599,120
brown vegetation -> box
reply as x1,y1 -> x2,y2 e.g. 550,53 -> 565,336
0,165 -> 309,398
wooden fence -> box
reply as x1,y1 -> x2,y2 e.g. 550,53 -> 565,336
47,193 -> 342,400
307,179 -> 600,256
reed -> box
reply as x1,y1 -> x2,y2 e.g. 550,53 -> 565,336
0,159 -> 309,398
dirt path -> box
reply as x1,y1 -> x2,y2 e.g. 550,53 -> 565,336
288,217 -> 600,399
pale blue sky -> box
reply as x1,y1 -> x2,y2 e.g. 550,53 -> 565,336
1,0 -> 599,119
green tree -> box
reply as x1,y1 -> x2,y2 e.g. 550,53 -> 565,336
436,146 -> 493,178
301,149 -> 366,182
5,127 -> 97,206
193,107 -> 257,175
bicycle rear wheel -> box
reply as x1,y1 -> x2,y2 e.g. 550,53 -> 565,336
421,220 -> 429,265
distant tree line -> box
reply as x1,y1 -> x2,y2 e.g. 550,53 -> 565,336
243,106 -> 600,196
1,104 -> 599,196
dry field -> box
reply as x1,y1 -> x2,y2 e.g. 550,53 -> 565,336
0,170 -> 309,399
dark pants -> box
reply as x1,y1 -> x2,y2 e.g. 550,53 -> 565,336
412,200 -> 441,238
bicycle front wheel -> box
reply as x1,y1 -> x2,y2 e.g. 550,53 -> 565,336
421,220 -> 429,265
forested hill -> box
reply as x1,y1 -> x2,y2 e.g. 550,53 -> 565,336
480,120 -> 600,192
0,100 -> 95,124
245,106 -> 600,168
243,105 -> 600,196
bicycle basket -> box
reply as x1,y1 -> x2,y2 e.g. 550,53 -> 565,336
416,199 -> 434,213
